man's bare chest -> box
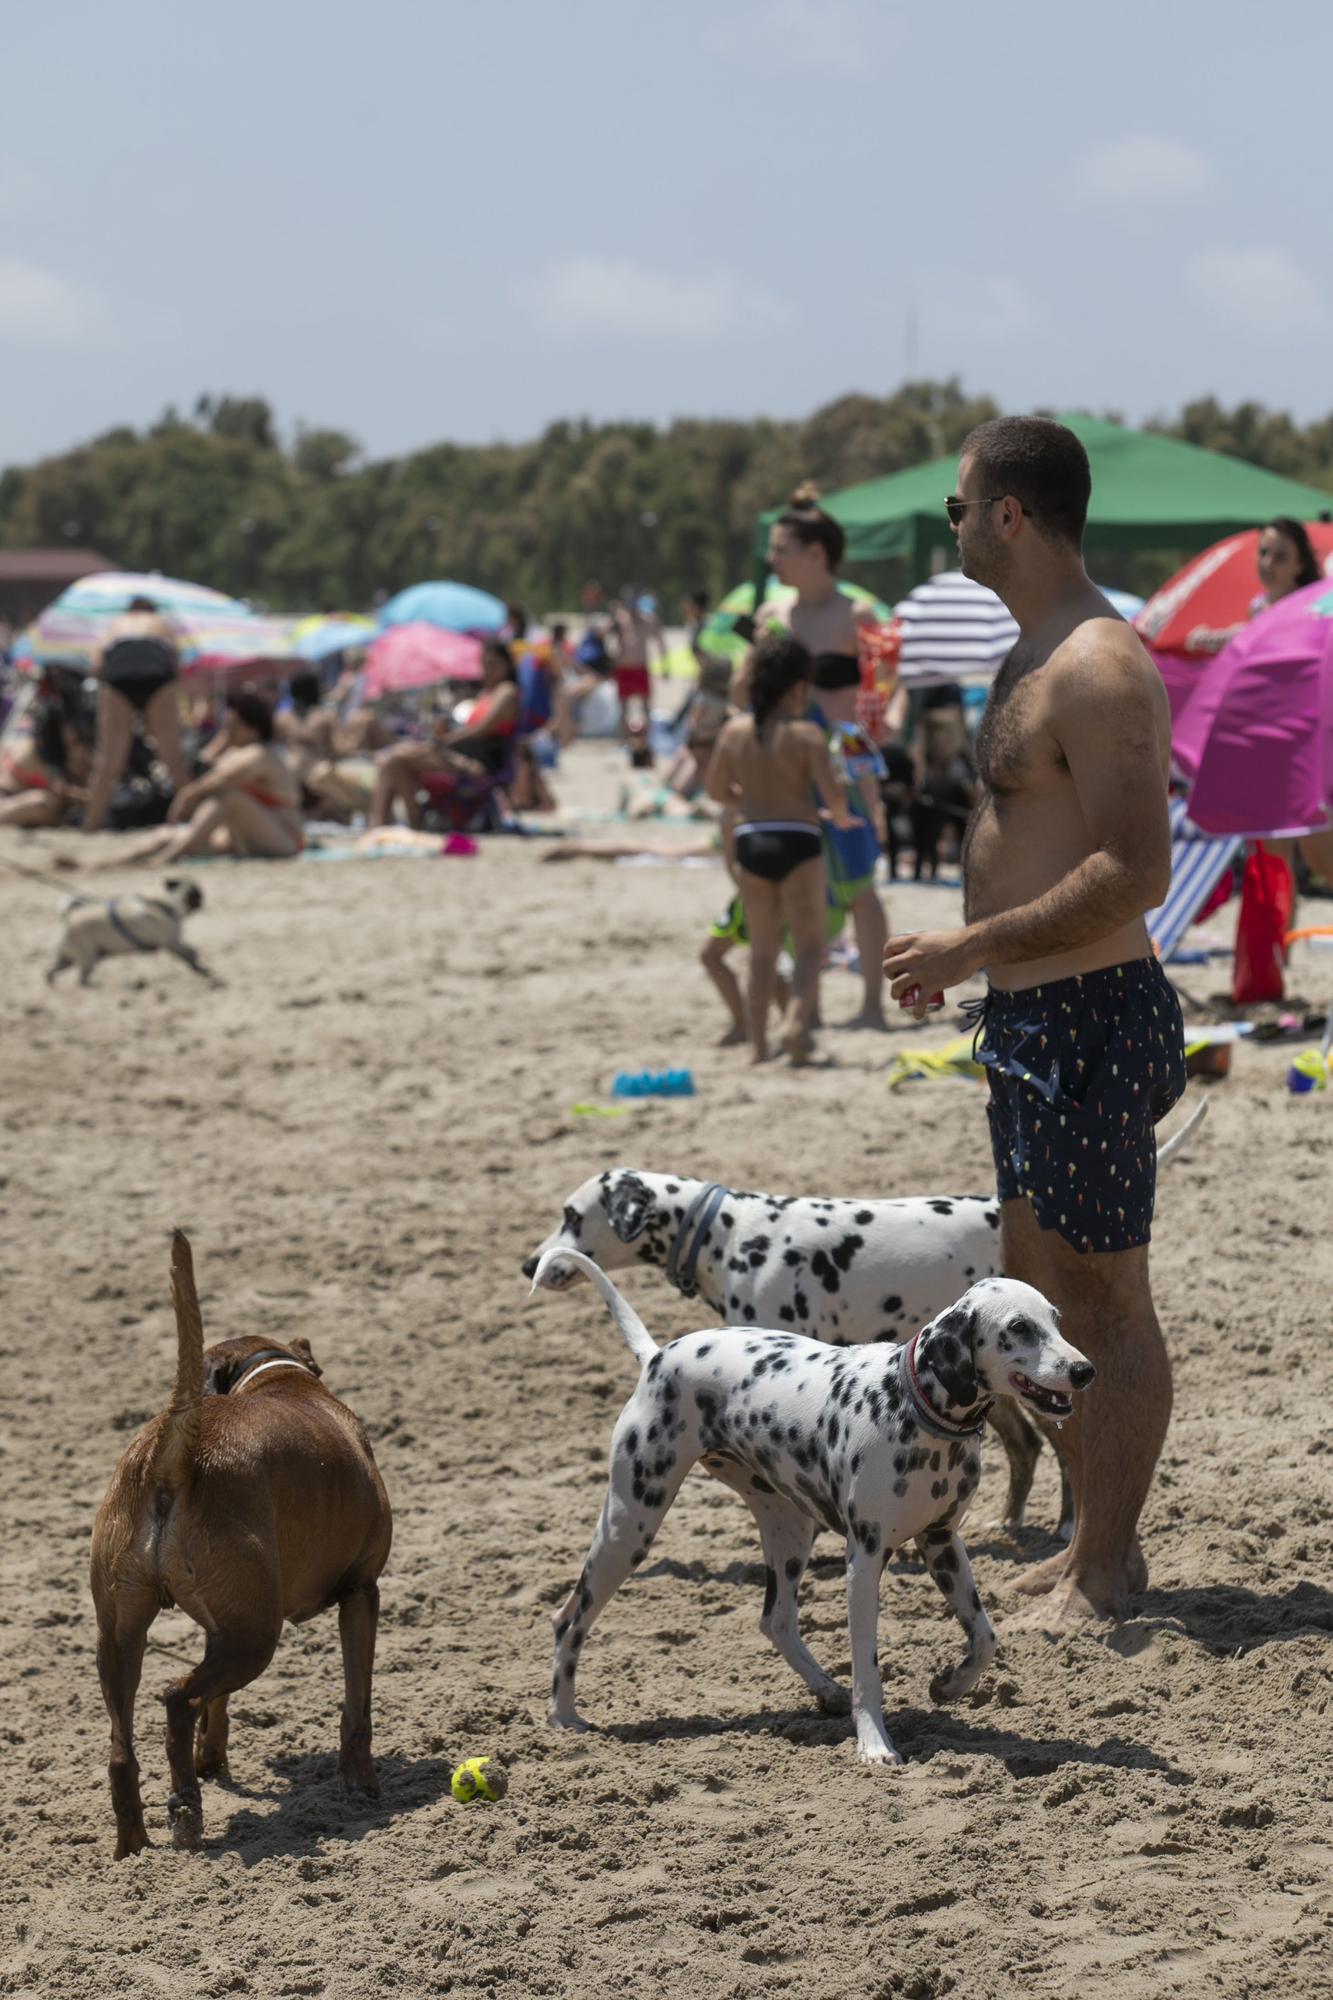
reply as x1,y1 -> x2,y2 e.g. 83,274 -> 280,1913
975,655 -> 1064,799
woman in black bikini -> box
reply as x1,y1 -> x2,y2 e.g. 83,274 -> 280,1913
706,635 -> 854,1066
763,486 -> 889,1028
85,595 -> 190,832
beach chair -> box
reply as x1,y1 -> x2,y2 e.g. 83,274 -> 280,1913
1146,799 -> 1242,964
417,750 -> 516,834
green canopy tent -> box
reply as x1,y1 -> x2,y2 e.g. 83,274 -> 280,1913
754,414 -> 1333,587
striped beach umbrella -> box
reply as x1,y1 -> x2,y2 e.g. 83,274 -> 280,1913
895,572 -> 1144,686
16,570 -> 294,678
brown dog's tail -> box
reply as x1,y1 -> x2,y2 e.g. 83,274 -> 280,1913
158,1229 -> 205,1484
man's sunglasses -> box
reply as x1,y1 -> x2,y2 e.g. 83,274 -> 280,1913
944,494 -> 1011,527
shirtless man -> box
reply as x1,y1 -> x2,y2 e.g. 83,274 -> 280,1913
882,416 -> 1185,1629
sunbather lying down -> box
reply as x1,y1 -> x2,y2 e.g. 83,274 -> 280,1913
541,834 -> 721,864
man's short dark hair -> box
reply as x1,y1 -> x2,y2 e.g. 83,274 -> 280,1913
961,416 -> 1091,549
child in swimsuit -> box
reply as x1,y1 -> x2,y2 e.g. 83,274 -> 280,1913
705,635 -> 855,1066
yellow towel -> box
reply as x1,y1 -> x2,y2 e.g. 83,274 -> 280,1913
886,1033 -> 986,1090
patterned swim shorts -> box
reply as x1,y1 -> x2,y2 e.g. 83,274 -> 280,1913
977,958 -> 1186,1254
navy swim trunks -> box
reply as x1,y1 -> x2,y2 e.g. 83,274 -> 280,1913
975,958 -> 1186,1254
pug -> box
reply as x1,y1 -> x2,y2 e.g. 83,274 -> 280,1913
47,877 -> 219,986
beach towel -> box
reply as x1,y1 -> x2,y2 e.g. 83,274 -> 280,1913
1146,799 -> 1242,964
886,1032 -> 987,1090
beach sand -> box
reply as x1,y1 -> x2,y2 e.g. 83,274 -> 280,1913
3,744 -> 1332,1998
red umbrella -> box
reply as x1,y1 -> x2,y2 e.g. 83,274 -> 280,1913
1136,525 -> 1333,655
361,622 -> 483,701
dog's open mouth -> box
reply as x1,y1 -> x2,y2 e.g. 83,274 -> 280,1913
1009,1371 -> 1074,1419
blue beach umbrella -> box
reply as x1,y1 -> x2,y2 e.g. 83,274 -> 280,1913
378,581 -> 507,635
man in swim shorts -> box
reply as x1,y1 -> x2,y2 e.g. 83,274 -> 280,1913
882,416 -> 1184,1631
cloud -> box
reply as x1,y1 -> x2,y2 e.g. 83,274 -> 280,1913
515,257 -> 794,341
1073,134 -> 1213,205
0,257 -> 107,344
704,0 -> 878,74
928,276 -> 1043,343
1185,247 -> 1330,340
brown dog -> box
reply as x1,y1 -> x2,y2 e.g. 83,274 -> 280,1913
90,1231 -> 392,1858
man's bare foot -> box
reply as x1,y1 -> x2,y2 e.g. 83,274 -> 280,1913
844,1008 -> 888,1031
1011,1548 -> 1069,1598
717,1024 -> 748,1047
1006,1569 -> 1128,1633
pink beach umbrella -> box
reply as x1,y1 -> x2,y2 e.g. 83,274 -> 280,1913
361,622 -> 484,701
1171,581 -> 1333,836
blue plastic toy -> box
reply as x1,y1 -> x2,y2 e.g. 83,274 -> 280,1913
612,1068 -> 697,1099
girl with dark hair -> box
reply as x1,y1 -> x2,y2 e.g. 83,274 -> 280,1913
85,596 -> 190,831
705,635 -> 854,1066
761,483 -> 890,1028
116,686 -> 303,863
370,640 -> 521,828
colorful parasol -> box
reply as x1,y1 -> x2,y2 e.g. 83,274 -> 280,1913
361,623 -> 484,700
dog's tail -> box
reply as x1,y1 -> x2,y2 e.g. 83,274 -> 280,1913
1155,1095 -> 1209,1170
157,1229 -> 205,1483
529,1248 -> 658,1367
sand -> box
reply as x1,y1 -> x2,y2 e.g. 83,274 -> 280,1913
3,744 -> 1332,1999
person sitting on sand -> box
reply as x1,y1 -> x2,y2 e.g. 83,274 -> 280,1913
276,670 -> 370,821
705,634 -> 855,1066
0,695 -> 92,828
115,688 -> 303,864
369,641 -> 521,828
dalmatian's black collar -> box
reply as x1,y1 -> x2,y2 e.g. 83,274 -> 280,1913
665,1181 -> 729,1296
898,1331 -> 992,1440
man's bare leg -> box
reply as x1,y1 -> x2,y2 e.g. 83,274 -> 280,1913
1001,1198 -> 1168,1626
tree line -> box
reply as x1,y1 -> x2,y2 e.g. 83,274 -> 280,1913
2,383 -> 1331,616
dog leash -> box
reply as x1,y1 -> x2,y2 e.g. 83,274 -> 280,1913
897,1332 -> 992,1441
664,1181 -> 729,1296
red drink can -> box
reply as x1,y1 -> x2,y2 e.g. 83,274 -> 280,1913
899,985 -> 946,1011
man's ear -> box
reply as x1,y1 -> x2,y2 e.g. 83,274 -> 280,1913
607,1175 -> 652,1244
289,1336 -> 323,1378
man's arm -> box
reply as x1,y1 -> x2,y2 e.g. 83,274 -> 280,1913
883,631 -> 1172,1011
968,638 -> 1171,967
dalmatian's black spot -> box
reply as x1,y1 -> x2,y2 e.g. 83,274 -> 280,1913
893,1476 -> 909,1498
561,1204 -> 584,1241
882,1294 -> 903,1314
794,1289 -> 810,1320
831,1234 -> 864,1273
697,1344 -> 711,1360
929,1200 -> 954,1217
985,1209 -> 1000,1229
785,1555 -> 802,1580
762,1566 -> 777,1616
855,1209 -> 874,1225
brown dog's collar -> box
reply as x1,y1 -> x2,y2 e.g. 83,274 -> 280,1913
229,1348 -> 317,1395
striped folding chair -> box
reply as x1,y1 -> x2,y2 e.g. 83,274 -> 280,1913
1147,799 -> 1242,963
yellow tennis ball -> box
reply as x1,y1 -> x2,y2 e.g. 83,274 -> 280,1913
450,1755 -> 508,1805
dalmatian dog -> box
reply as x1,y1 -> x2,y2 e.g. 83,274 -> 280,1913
47,878 -> 217,987
535,1249 -> 1094,1765
523,1099 -> 1204,1533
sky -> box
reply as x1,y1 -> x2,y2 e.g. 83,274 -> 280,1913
4,0 -> 1333,469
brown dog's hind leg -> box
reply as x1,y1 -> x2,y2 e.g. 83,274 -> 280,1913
163,1627 -> 278,1850
337,1581 -> 380,1797
194,1697 -> 231,1781
96,1590 -> 156,1859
